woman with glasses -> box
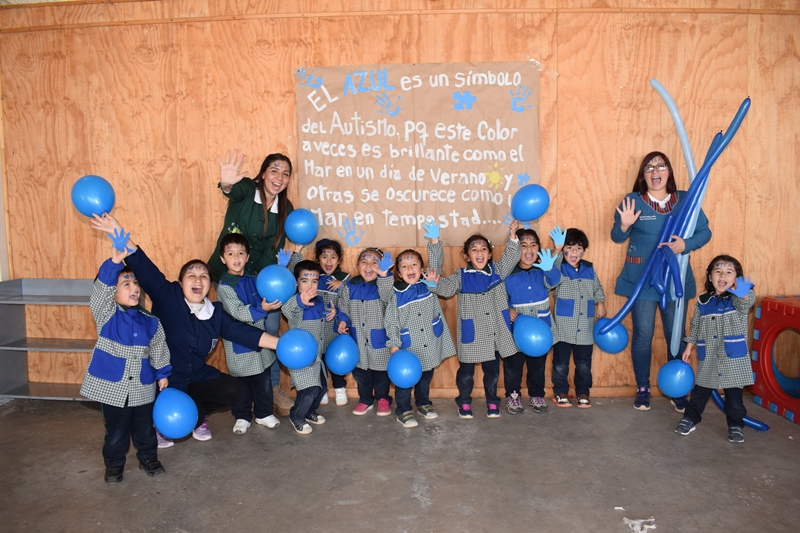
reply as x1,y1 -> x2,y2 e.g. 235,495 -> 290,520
610,151 -> 712,412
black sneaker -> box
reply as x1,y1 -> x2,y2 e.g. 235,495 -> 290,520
305,412 -> 326,425
728,426 -> 744,443
670,396 -> 689,413
675,417 -> 696,436
104,465 -> 124,484
138,459 -> 165,477
633,387 -> 651,411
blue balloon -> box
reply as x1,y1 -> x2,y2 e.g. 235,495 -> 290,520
593,318 -> 629,354
656,360 -> 695,398
276,329 -> 318,369
710,390 -> 769,431
387,350 -> 423,388
511,184 -> 550,222
71,175 -> 115,217
325,334 -> 359,375
285,208 -> 319,245
152,388 -> 198,439
512,315 -> 553,357
256,264 -> 296,303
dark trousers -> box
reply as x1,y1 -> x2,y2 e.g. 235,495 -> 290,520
101,401 -> 157,468
552,342 -> 593,396
395,369 -> 434,416
324,351 -> 348,389
503,351 -> 548,398
455,353 -> 501,406
231,364 -> 274,421
187,373 -> 243,428
685,385 -> 746,428
352,367 -> 391,406
290,367 -> 328,426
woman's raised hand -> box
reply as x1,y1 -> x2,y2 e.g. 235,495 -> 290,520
218,149 -> 249,192
91,213 -> 123,234
616,197 -> 641,232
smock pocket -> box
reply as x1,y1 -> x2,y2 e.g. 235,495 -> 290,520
536,310 -> 552,328
502,308 -> 511,330
586,300 -> 595,318
432,315 -> 444,338
555,299 -> 575,318
461,319 -> 475,344
399,328 -> 412,349
87,348 -> 126,382
370,328 -> 389,349
139,360 -> 156,385
723,335 -> 748,358
349,328 -> 358,346
696,341 -> 707,361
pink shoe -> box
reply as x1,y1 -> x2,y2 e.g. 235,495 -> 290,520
352,402 -> 374,416
377,398 -> 391,416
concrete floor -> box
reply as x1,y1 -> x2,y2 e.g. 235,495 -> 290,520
0,396 -> 797,532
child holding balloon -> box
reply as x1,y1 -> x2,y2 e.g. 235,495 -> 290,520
502,227 -> 562,414
380,223 -> 457,427
80,230 -> 171,484
675,255 -> 755,443
427,220 -> 520,419
336,248 -> 394,416
550,228 -> 606,408
282,260 -> 336,434
216,233 -> 286,435
314,238 -> 351,406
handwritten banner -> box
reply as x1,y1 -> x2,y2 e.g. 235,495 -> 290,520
294,61 -> 540,248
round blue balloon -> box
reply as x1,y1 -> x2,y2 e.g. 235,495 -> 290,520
152,388 -> 198,439
276,329 -> 318,370
593,318 -> 629,354
387,349 -> 423,388
511,184 -> 550,222
285,208 -> 319,245
325,334 -> 359,375
71,175 -> 115,217
256,264 -> 296,303
657,360 -> 695,398
512,315 -> 553,357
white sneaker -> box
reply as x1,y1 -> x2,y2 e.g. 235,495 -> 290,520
320,392 -> 329,405
335,388 -> 348,406
255,415 -> 281,429
232,419 -> 251,435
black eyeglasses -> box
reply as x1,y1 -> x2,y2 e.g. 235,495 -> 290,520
643,164 -> 668,173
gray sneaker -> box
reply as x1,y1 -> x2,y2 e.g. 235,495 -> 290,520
675,417 -> 696,436
506,392 -> 523,415
529,396 -> 548,413
728,426 -> 744,443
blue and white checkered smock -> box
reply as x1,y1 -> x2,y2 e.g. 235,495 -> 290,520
282,295 -> 327,390
317,270 -> 350,353
336,276 -> 391,371
551,256 -> 606,346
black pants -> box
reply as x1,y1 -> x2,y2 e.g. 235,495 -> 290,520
685,385 -> 746,428
455,353 -> 501,406
503,351 -> 547,398
395,369 -> 434,416
101,401 -> 157,468
231,365 -> 274,422
290,367 -> 328,426
352,367 -> 391,406
187,373 -> 243,428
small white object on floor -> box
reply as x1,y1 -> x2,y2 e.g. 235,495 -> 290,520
623,516 -> 656,532
615,507 -> 625,511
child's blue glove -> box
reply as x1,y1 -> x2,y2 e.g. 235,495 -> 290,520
377,250 -> 394,272
549,226 -> 566,247
533,249 -> 557,271
108,228 -> 135,253
277,249 -> 291,268
423,221 -> 440,240
421,279 -> 437,288
728,276 -> 754,297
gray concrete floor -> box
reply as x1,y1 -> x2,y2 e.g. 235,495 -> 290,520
0,396 -> 797,532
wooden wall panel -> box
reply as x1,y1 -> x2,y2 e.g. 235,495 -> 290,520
1,2 -> 798,397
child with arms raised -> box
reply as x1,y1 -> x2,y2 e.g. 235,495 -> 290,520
675,255 -> 755,443
380,222 -> 457,427
81,229 -> 171,484
428,220 -> 520,419
282,260 -> 335,434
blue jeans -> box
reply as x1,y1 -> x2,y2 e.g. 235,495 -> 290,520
101,402 -> 157,467
289,367 -> 328,426
264,310 -> 282,387
503,351 -> 548,398
552,342 -> 593,396
231,364 -> 274,421
352,367 -> 391,406
631,299 -> 687,389
395,369 -> 434,416
455,353 -> 501,406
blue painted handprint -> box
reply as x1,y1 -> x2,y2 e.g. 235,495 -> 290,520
376,92 -> 400,116
510,85 -> 533,113
337,217 -> 365,246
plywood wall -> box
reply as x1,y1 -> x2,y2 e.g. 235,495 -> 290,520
1,1 -> 799,396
